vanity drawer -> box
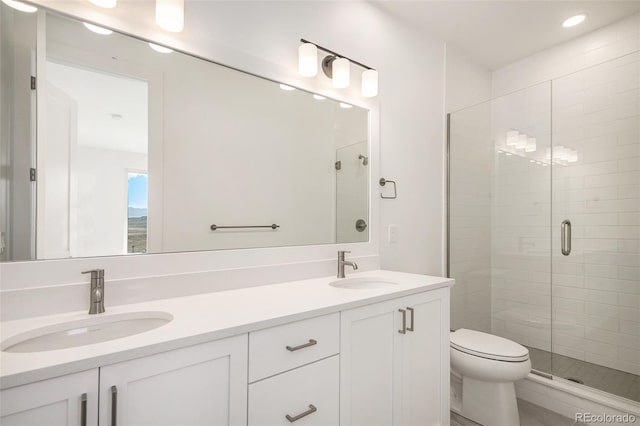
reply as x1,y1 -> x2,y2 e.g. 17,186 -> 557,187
248,355 -> 339,426
249,313 -> 339,382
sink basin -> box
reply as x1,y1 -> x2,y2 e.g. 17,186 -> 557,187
2,311 -> 173,353
330,276 -> 399,290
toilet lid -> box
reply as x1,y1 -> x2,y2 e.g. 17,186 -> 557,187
450,329 -> 529,362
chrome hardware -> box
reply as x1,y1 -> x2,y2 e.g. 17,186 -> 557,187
355,219 -> 367,232
337,250 -> 358,278
335,160 -> 342,170
110,386 -> 117,426
398,309 -> 407,334
379,178 -> 397,199
210,224 -> 279,231
285,404 -> 317,423
358,154 -> 368,166
407,307 -> 415,332
82,269 -> 105,314
561,220 -> 571,256
286,339 -> 317,352
81,393 -> 87,426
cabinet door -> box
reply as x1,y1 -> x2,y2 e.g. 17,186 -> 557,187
99,334 -> 248,426
0,369 -> 98,426
340,297 -> 399,426
394,288 -> 449,426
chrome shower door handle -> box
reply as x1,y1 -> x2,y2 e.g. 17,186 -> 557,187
561,220 -> 571,256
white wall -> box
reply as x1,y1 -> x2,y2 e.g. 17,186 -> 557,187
0,0 -> 447,318
492,14 -> 640,375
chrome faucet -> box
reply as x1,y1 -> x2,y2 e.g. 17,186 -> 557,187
82,269 -> 105,314
337,250 -> 358,278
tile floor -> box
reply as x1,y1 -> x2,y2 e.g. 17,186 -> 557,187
528,347 -> 640,402
450,399 -> 587,426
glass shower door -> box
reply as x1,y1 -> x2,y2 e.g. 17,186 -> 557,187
551,52 -> 640,402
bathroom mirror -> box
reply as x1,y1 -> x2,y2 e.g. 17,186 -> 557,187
0,8 -> 370,261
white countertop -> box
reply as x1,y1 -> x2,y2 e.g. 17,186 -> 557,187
0,270 -> 453,389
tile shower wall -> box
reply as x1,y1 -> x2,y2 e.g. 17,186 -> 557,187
551,53 -> 639,376
492,14 -> 640,376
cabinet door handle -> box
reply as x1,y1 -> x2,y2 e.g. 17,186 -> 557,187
286,339 -> 317,352
407,307 -> 415,332
80,393 -> 87,426
110,385 -> 118,426
561,219 -> 571,256
398,309 -> 407,334
285,404 -> 317,422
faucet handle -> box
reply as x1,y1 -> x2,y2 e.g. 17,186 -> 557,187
82,269 -> 105,278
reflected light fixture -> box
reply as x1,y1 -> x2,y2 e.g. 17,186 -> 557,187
279,84 -> 296,91
1,0 -> 37,13
149,43 -> 173,54
298,43 -> 318,77
339,102 -> 353,109
83,22 -> 113,35
156,0 -> 184,33
313,94 -> 326,100
88,0 -> 116,8
299,38 -> 377,97
562,14 -> 586,28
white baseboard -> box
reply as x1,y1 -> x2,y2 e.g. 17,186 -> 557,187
515,373 -> 640,425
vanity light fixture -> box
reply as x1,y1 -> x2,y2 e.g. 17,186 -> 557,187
279,84 -> 296,91
156,0 -> 184,33
562,14 -> 586,28
299,38 -> 378,97
83,22 -> 113,35
1,0 -> 37,13
88,0 -> 116,9
149,43 -> 173,54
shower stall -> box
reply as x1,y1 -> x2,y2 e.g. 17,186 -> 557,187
448,51 -> 639,403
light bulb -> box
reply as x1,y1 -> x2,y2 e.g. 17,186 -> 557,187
361,69 -> 378,97
83,23 -> 113,35
89,0 -> 116,8
332,58 -> 350,89
1,0 -> 37,12
298,43 -> 318,77
156,0 -> 184,33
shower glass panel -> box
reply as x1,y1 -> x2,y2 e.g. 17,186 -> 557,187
551,52 -> 640,401
449,82 -> 553,374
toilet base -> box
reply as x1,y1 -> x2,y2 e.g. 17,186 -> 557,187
460,377 -> 520,426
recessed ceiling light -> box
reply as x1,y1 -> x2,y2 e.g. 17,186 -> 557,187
1,0 -> 37,13
313,94 -> 326,100
83,22 -> 113,35
562,14 -> 586,28
148,43 -> 173,54
279,84 -> 295,91
339,102 -> 353,109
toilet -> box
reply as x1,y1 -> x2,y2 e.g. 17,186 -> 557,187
450,329 -> 531,426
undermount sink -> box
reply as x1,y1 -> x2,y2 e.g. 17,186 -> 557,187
330,276 -> 399,290
2,311 -> 173,353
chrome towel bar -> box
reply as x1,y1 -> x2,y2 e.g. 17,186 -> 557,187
210,224 -> 279,231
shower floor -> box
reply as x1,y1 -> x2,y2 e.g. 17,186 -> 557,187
527,347 -> 640,402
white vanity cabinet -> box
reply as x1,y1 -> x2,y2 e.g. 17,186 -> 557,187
98,334 -> 248,426
0,369 -> 98,426
340,288 -> 450,426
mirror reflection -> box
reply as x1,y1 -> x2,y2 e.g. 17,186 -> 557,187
0,8 -> 370,261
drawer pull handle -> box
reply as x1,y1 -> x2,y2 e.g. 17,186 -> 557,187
286,339 -> 317,352
111,385 -> 117,426
80,393 -> 87,426
286,404 -> 317,422
407,307 -> 415,332
398,309 -> 407,334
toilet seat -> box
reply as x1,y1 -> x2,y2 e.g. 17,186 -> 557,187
450,329 -> 529,362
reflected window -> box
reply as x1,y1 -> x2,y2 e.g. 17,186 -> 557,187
127,172 -> 148,253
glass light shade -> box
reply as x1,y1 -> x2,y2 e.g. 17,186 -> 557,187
1,0 -> 37,12
525,137 -> 537,152
361,69 -> 378,97
89,0 -> 116,8
298,43 -> 318,77
83,23 -> 113,35
156,0 -> 184,33
332,58 -> 350,89
516,134 -> 527,149
506,130 -> 519,146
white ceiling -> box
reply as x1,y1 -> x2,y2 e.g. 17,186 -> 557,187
374,1 -> 640,70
